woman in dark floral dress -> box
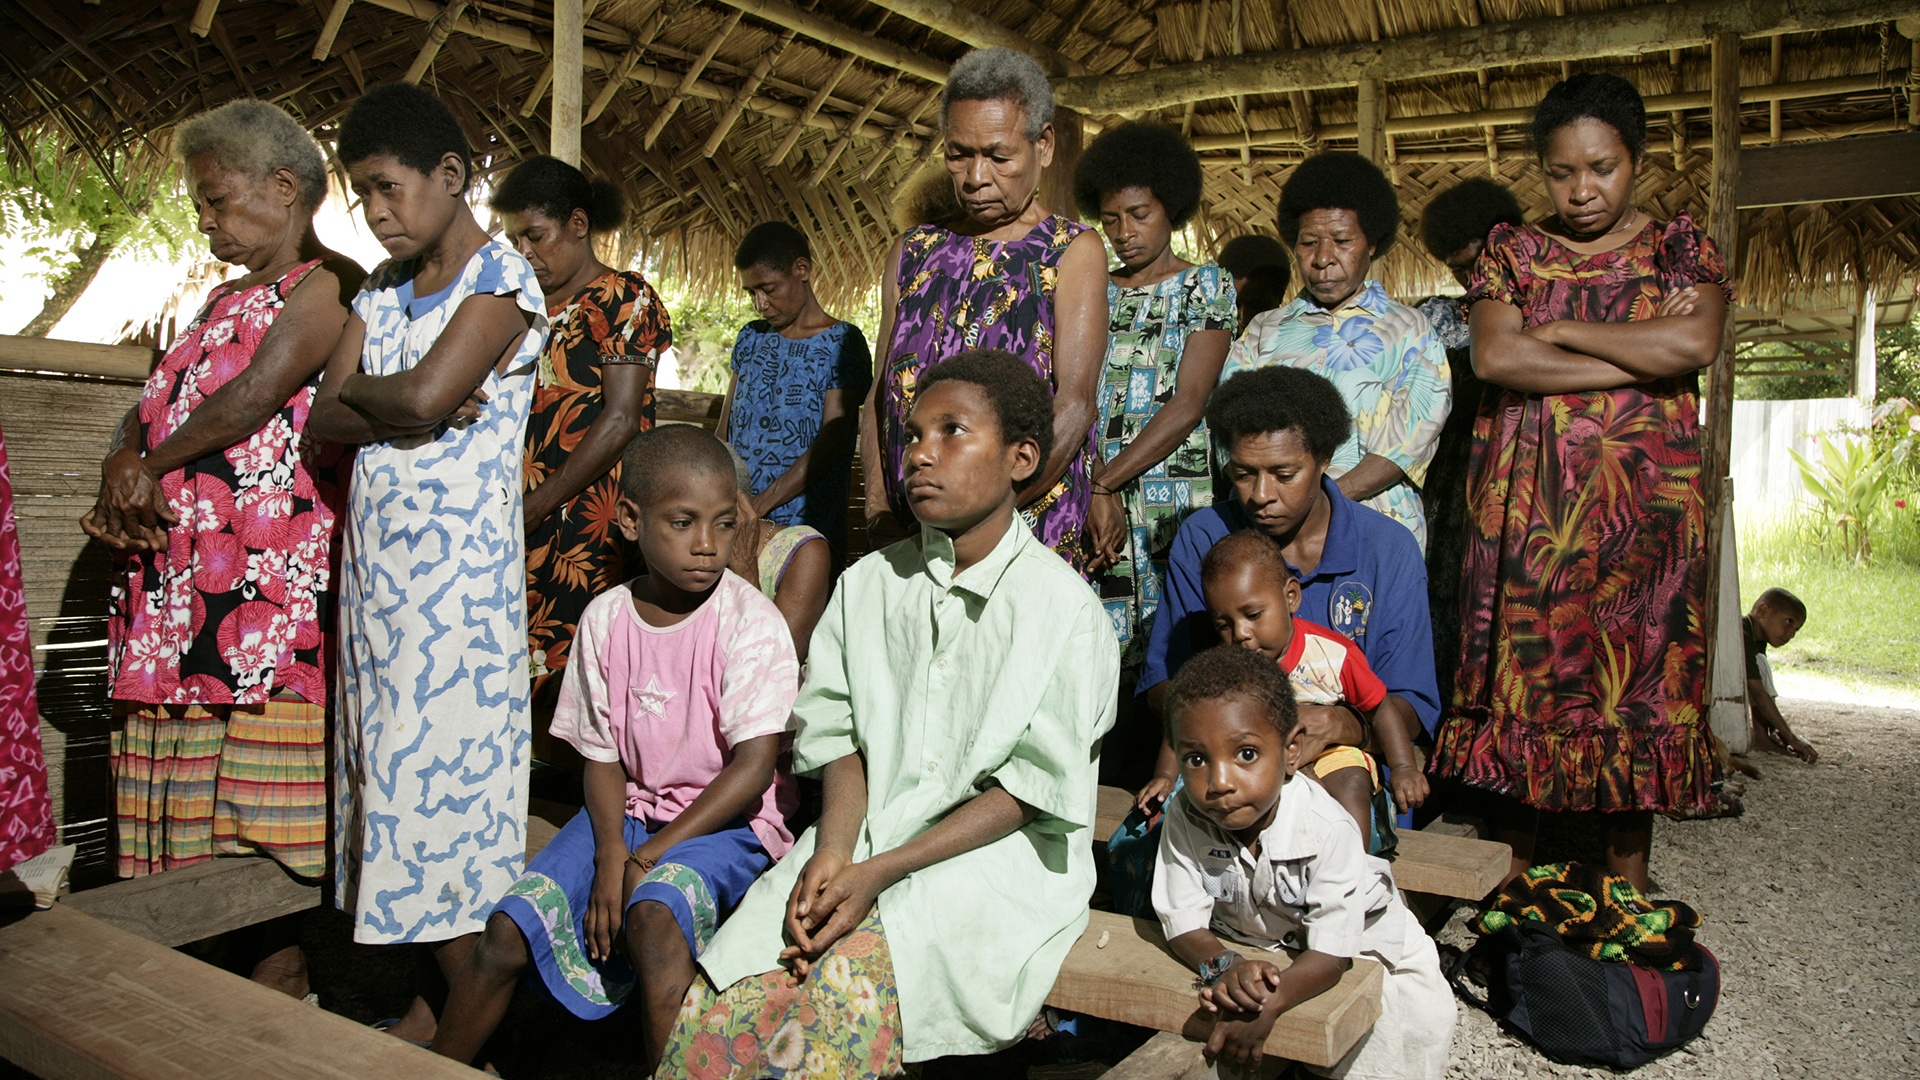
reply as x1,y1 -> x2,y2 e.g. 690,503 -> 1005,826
1429,74 -> 1730,890
493,157 -> 669,718
858,48 -> 1108,575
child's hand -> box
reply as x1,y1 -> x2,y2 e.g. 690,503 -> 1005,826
1134,774 -> 1176,814
1200,958 -> 1281,1015
1389,766 -> 1430,813
585,851 -> 632,964
1205,1006 -> 1280,1069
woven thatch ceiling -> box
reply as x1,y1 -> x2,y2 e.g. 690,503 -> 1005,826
4,0 -> 1918,307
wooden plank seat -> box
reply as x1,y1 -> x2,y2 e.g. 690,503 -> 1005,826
1095,785 -> 1509,902
1043,909 -> 1383,1069
0,904 -> 483,1080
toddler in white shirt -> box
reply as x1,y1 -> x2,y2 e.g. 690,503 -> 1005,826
1152,646 -> 1455,1078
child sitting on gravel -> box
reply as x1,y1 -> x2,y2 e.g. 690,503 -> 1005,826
1742,588 -> 1818,765
1201,529 -> 1427,851
1153,646 -> 1453,1077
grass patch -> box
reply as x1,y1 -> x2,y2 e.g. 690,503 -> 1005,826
1738,510 -> 1920,699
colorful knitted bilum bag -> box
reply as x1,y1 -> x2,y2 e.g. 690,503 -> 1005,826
1451,862 -> 1720,1068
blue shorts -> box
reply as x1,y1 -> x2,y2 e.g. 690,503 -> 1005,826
494,808 -> 771,1019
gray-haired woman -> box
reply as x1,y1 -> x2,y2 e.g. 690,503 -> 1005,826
80,98 -> 363,998
857,46 -> 1108,574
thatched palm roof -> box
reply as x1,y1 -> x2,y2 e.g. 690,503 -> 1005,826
4,0 -> 1917,308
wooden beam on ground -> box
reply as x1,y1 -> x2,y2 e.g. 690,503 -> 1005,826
1737,130 -> 1920,206
1046,911 -> 1382,1069
706,0 -> 947,83
1093,787 -> 1508,901
701,30 -> 798,157
401,0 -> 470,84
1052,0 -> 1920,113
860,0 -> 1085,75
1188,72 -> 1907,151
0,905 -> 484,1080
642,8 -> 746,150
354,0 -> 932,150
1102,1030 -> 1286,1080
311,0 -> 355,60
63,858 -> 319,950
551,0 -> 584,163
189,0 -> 219,36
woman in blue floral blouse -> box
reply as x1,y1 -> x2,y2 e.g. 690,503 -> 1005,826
1221,152 -> 1450,550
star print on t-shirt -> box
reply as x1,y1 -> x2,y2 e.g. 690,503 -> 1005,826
633,673 -> 677,719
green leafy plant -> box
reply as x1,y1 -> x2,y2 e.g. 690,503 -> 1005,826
1791,432 -> 1893,564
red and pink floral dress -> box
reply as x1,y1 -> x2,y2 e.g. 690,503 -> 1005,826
106,259 -> 344,879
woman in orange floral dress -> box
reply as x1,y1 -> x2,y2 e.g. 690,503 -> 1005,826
1429,74 -> 1729,891
494,158 -> 670,745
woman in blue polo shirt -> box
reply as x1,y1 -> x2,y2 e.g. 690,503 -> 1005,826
1135,367 -> 1439,813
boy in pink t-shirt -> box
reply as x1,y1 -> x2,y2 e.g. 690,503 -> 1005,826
1200,530 -> 1427,845
431,427 -> 799,1073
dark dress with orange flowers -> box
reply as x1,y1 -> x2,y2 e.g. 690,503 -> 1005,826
524,269 -> 670,693
1429,215 -> 1729,814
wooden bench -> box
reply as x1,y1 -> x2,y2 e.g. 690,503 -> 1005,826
0,904 -> 483,1080
1095,785 -> 1509,902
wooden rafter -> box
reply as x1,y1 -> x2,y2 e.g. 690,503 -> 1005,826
311,0 -> 355,61
518,0 -> 603,118
401,0 -> 470,84
768,52 -> 856,167
809,70 -> 901,184
861,84 -> 941,180
189,0 -> 219,37
705,0 -> 946,83
700,29 -> 797,156
584,4 -> 672,124
860,0 -> 1085,76
1053,0 -> 1920,113
641,8 -> 744,150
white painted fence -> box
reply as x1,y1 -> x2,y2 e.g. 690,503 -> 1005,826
1729,397 -> 1871,513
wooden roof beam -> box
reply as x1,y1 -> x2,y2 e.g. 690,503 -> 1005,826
189,0 -> 219,37
705,0 -> 947,83
808,70 -> 901,183
312,0 -> 354,61
353,0 -> 932,149
517,0 -> 603,118
1053,0 -> 1920,113
859,0 -> 1085,76
768,52 -> 857,166
700,29 -> 797,156
642,8 -> 745,150
401,0 -> 469,84
584,6 -> 673,124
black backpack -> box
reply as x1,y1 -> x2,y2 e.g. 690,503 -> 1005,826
1451,920 -> 1720,1069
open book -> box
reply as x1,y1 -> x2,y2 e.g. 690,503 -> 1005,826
0,845 -> 76,911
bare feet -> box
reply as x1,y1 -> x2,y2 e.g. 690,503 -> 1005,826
378,996 -> 439,1044
1727,754 -> 1761,780
249,944 -> 311,1000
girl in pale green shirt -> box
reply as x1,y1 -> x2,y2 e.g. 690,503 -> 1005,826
657,350 -> 1120,1076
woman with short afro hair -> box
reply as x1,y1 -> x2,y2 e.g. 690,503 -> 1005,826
1221,151 -> 1450,551
1071,122 -> 1235,691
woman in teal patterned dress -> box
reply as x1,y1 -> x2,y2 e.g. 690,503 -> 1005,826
1073,123 -> 1235,666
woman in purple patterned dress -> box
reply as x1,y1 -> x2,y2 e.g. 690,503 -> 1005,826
858,47 -> 1108,574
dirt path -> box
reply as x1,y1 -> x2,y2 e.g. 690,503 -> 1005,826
1441,698 -> 1920,1078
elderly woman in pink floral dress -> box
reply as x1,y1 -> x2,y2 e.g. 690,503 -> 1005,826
81,100 -> 361,996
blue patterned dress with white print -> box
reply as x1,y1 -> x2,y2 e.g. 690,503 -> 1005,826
333,241 -> 548,944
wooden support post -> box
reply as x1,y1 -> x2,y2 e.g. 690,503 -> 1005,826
642,9 -> 746,150
1356,78 -> 1386,163
809,71 -> 901,184
1854,282 -> 1879,402
701,31 -> 798,157
1769,35 -> 1784,142
1701,30 -> 1742,737
521,0 -> 601,119
402,0 -> 471,84
769,52 -> 857,167
190,0 -> 220,37
552,0 -> 584,164
312,0 -> 355,60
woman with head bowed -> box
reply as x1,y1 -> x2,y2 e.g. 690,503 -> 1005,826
82,98 -> 364,995
1429,73 -> 1731,890
1220,152 -> 1451,551
857,46 -> 1109,574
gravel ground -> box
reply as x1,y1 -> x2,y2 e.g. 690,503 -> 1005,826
1439,697 -> 1920,1079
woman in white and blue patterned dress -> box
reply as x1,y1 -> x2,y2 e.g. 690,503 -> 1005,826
309,85 -> 548,1041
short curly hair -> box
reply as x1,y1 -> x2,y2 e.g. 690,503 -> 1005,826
1215,234 -> 1291,279
1200,529 -> 1293,594
916,348 -> 1055,463
175,99 -> 329,211
943,48 -> 1053,140
734,221 -> 811,272
1164,644 -> 1299,743
336,83 -> 472,191
1278,152 -> 1400,259
1531,72 -> 1647,162
620,424 -> 736,506
1072,122 -> 1204,227
490,155 -> 625,233
1419,178 -> 1524,260
1205,367 -> 1350,464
